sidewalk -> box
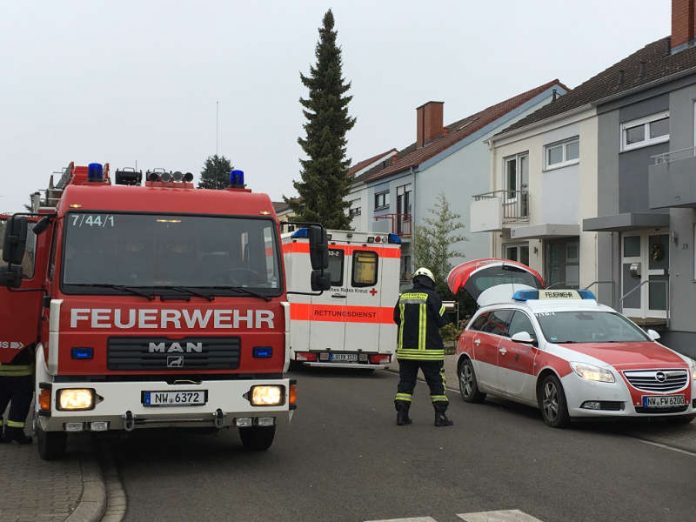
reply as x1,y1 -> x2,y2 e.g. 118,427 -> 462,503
388,354 -> 696,454
0,430 -> 105,522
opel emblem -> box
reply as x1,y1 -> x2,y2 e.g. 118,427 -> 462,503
655,371 -> 666,382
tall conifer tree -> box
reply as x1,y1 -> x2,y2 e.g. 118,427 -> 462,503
198,154 -> 233,190
288,9 -> 355,228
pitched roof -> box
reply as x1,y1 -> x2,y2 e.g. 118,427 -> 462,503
356,79 -> 566,184
272,201 -> 291,213
348,149 -> 397,177
502,37 -> 696,135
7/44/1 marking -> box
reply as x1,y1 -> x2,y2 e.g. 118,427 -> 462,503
71,214 -> 115,228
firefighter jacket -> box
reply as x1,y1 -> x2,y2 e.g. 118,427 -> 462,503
0,346 -> 35,377
393,281 -> 449,361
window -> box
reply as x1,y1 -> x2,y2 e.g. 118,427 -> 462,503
374,191 -> 390,210
545,137 -> 579,169
505,244 -> 530,266
327,249 -> 344,286
620,112 -> 670,152
504,153 -> 528,200
348,199 -> 361,218
481,310 -> 513,337
508,311 -> 536,341
469,312 -> 490,331
352,251 -> 378,287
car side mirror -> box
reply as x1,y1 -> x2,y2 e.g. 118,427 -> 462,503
646,329 -> 661,341
0,266 -> 22,288
511,331 -> 535,344
308,225 -> 329,270
311,270 -> 331,291
2,215 -> 28,265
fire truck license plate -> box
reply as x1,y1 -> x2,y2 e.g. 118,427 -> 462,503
642,395 -> 685,408
142,391 -> 208,407
331,353 -> 358,362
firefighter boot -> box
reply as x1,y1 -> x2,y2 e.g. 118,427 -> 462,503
433,403 -> 453,427
5,426 -> 32,444
395,401 -> 412,426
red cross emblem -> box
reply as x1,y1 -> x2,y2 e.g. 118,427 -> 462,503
369,288 -> 378,296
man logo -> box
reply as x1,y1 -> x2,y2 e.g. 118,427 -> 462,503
149,341 -> 203,354
167,356 -> 184,368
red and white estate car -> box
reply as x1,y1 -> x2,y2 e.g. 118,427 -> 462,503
449,259 -> 696,428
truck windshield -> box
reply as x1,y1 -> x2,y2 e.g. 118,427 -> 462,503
62,213 -> 281,296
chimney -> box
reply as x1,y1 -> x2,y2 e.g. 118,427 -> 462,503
672,0 -> 696,52
416,101 -> 444,148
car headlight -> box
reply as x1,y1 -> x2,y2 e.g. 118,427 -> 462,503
689,359 -> 696,381
249,385 -> 284,406
57,388 -> 95,411
570,362 -> 615,383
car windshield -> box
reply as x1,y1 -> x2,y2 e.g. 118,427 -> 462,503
62,212 -> 281,296
535,311 -> 649,344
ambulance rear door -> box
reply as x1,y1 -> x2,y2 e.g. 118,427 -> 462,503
309,246 -> 347,353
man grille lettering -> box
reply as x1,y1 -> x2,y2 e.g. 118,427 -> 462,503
149,342 -> 203,353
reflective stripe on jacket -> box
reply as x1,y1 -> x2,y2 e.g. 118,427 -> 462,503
393,283 -> 448,360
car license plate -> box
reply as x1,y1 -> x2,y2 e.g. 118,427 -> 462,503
142,390 -> 208,407
642,395 -> 686,408
330,353 -> 358,362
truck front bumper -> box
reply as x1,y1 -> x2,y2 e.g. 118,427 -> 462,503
37,378 -> 293,432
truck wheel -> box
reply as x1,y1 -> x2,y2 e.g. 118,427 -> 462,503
37,426 -> 67,461
239,425 -> 276,451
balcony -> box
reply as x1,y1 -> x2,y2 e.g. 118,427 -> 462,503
649,147 -> 696,209
372,213 -> 412,238
470,190 -> 529,232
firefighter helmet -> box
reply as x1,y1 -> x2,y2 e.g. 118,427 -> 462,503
413,267 -> 435,283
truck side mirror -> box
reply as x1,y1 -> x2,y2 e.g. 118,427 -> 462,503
33,216 -> 52,235
3,215 -> 28,265
308,225 -> 329,270
311,270 -> 331,291
0,266 -> 22,288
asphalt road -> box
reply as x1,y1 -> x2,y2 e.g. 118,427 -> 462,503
109,369 -> 696,522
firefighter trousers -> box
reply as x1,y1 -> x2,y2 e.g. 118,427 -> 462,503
394,359 -> 448,410
0,374 -> 34,432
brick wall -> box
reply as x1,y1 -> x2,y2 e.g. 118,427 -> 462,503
672,0 -> 696,49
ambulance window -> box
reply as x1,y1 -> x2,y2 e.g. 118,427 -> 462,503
328,249 -> 344,286
352,250 -> 378,287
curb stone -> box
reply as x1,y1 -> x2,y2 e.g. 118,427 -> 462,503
65,450 -> 106,522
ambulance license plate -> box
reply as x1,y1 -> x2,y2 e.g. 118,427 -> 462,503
331,353 -> 358,362
642,395 -> 685,408
142,390 -> 208,407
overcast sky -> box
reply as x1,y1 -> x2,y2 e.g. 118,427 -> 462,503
0,0 -> 671,212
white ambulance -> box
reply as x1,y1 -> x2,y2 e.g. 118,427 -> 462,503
283,229 -> 401,369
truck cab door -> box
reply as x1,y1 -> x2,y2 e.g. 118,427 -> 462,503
0,219 -> 45,364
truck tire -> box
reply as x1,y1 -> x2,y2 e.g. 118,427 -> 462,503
37,426 -> 67,461
239,425 -> 276,451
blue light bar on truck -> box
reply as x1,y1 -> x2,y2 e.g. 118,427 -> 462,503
387,233 -> 401,244
87,163 -> 104,182
512,289 -> 597,302
229,169 -> 245,187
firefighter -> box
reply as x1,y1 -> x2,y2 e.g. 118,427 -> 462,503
0,347 -> 34,444
393,267 -> 453,427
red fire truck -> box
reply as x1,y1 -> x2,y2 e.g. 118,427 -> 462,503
0,162 -> 329,459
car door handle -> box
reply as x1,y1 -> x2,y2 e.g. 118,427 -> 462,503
498,347 -> 507,356
473,338 -> 481,346
331,293 -> 347,299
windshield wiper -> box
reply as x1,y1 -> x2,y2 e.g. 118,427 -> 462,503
70,283 -> 156,301
167,286 -> 215,302
202,286 -> 272,302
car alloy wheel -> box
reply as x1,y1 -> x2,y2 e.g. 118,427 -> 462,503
458,357 -> 485,403
538,374 -> 570,428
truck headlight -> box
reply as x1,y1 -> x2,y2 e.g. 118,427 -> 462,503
570,363 -> 615,383
57,388 -> 95,411
249,385 -> 284,406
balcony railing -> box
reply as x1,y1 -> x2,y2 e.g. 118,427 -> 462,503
373,213 -> 412,237
472,190 -> 529,224
652,146 -> 696,165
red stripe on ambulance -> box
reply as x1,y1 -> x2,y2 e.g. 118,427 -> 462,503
289,303 -> 394,324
